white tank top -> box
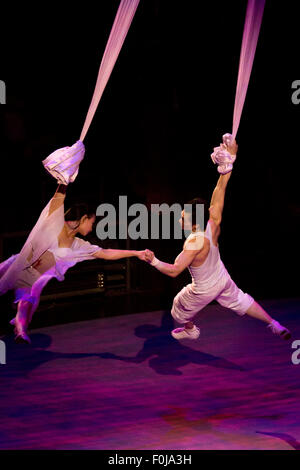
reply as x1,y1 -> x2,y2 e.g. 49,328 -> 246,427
187,221 -> 227,293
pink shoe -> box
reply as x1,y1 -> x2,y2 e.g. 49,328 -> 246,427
267,320 -> 291,340
171,325 -> 200,340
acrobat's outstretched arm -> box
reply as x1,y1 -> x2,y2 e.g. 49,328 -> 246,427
143,247 -> 199,278
43,140 -> 85,217
93,248 -> 147,262
48,184 -> 68,216
209,173 -> 232,226
209,133 -> 238,225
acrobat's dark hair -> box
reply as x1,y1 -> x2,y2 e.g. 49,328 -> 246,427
64,203 -> 95,223
184,197 -> 209,230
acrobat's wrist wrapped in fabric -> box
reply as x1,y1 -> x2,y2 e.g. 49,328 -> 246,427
211,148 -> 236,174
42,140 -> 85,185
222,133 -> 234,148
210,133 -> 236,174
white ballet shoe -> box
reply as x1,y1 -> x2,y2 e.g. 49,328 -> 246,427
171,325 -> 200,340
267,320 -> 291,340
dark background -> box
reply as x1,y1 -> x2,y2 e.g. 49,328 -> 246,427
0,0 -> 299,325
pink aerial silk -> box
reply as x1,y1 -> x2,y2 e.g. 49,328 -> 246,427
42,141 -> 85,185
80,0 -> 140,142
232,0 -> 266,140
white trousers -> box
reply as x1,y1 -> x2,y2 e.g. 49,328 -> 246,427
171,272 -> 254,324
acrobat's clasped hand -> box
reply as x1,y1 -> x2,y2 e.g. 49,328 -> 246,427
42,140 -> 85,185
144,249 -> 158,265
211,133 -> 238,174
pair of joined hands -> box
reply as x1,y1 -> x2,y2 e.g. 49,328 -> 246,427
137,249 -> 155,263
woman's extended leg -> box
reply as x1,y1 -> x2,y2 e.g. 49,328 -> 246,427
14,300 -> 33,344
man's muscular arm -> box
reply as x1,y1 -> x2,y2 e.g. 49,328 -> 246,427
209,172 -> 232,225
144,248 -> 199,278
209,136 -> 238,225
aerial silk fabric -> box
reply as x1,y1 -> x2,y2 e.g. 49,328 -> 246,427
42,1 -> 140,182
232,0 -> 266,140
80,0 -> 140,142
42,141 -> 85,185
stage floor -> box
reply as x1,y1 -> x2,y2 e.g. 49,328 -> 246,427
0,297 -> 300,450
